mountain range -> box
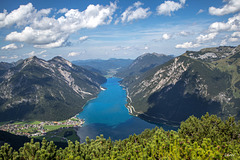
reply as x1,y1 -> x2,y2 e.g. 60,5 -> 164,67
0,56 -> 106,121
116,53 -> 174,86
72,58 -> 133,76
122,45 -> 240,125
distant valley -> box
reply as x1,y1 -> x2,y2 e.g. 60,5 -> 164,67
72,58 -> 133,76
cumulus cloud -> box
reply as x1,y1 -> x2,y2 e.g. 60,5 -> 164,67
1,43 -> 18,50
0,3 -> 51,28
209,13 -> 240,32
6,27 -> 69,48
79,36 -> 88,42
196,32 -> 218,43
25,50 -> 47,57
232,31 -> 240,37
220,39 -> 227,46
10,55 -> 18,59
2,2 -> 117,48
157,0 -> 186,16
57,8 -> 68,14
228,31 -> 240,42
179,31 -> 191,36
162,33 -> 171,40
181,11 -> 240,49
209,0 -> 240,16
175,42 -> 201,49
120,1 -> 151,23
68,52 -> 81,57
229,37 -> 238,42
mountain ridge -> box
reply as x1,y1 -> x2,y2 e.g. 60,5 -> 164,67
0,56 -> 106,121
123,45 -> 240,125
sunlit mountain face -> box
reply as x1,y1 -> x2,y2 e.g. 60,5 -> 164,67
1,0 -> 240,62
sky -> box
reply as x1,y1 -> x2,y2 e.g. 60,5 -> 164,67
1,0 -> 240,62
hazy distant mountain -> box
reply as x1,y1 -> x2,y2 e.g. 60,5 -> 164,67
0,56 -> 106,121
116,53 -> 174,86
123,45 -> 240,125
72,58 -> 133,76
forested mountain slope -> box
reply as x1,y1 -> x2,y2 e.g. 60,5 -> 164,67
0,56 -> 106,121
122,45 -> 240,125
116,53 -> 173,85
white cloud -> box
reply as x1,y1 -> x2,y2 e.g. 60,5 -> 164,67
220,39 -> 227,46
180,0 -> 186,4
229,37 -> 238,42
196,32 -> 218,43
25,50 -> 47,57
25,51 -> 35,56
3,2 -> 117,48
228,31 -> 240,42
197,9 -> 204,14
1,43 -> 18,50
112,46 -> 132,51
0,3 -> 51,28
58,8 -> 68,14
68,52 -> 81,57
120,1 -> 151,23
156,0 -> 186,16
0,56 -> 7,59
10,55 -> 18,59
179,31 -> 191,36
79,36 -> 88,42
144,46 -> 149,50
39,50 -> 47,54
209,0 -> 240,16
232,32 -> 240,37
209,13 -> 240,32
0,10 -> 7,21
162,33 -> 171,40
175,42 -> 201,49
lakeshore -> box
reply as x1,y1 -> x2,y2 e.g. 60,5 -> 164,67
77,77 -> 177,142
0,116 -> 84,137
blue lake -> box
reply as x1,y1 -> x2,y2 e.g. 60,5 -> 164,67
77,77 -> 176,142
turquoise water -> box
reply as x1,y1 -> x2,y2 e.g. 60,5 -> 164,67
77,77 -> 176,142
77,77 -> 131,126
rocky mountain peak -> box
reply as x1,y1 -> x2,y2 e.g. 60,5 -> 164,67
50,56 -> 73,68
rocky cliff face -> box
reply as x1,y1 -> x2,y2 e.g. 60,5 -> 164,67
0,56 -> 106,121
123,45 -> 240,125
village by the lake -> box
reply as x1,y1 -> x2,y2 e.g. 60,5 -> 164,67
0,116 -> 84,137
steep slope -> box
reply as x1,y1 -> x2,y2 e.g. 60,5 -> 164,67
116,53 -> 173,78
0,56 -> 106,121
0,62 -> 14,82
123,45 -> 240,125
72,58 -> 133,76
